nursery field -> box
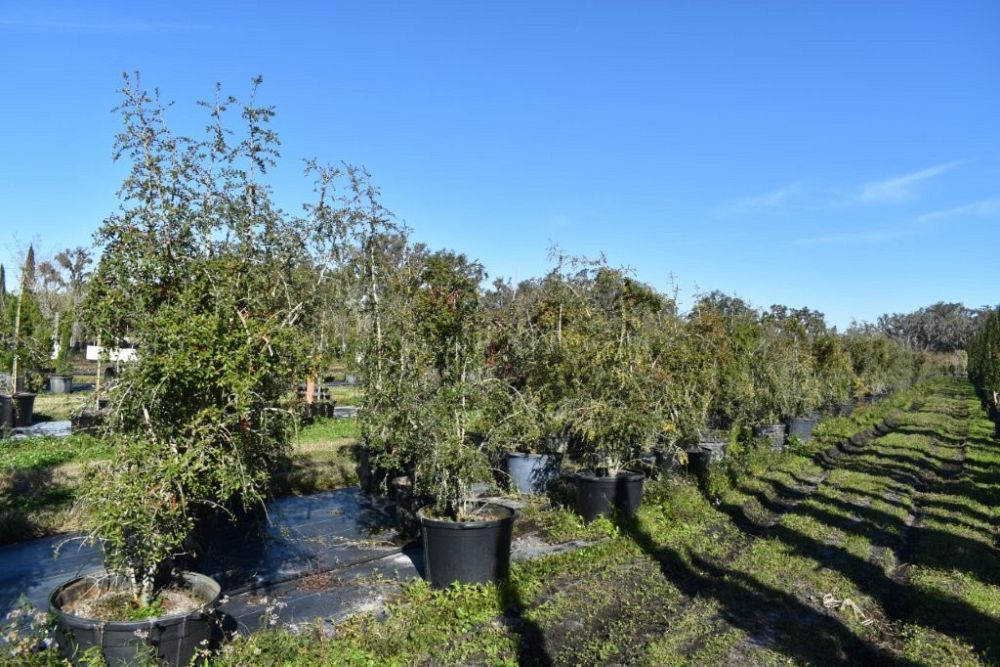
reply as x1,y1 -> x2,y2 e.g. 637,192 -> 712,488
0,412 -> 360,545
209,378 -> 1000,666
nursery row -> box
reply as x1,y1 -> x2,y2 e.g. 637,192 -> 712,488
0,77 -> 960,665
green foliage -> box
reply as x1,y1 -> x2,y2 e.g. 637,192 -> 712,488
968,308 -> 1000,404
687,292 -> 759,426
812,333 -> 854,406
880,301 -> 988,353
54,312 -> 73,375
360,247 -> 495,519
563,264 -> 668,474
79,74 -> 337,604
2,248 -> 52,392
844,324 -> 918,397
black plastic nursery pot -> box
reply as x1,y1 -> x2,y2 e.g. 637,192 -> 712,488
50,571 -> 221,667
786,413 -> 819,443
506,452 -> 563,495
687,439 -> 729,478
49,374 -> 73,394
571,470 -> 645,523
753,423 -> 786,451
12,392 -> 35,427
418,503 -> 516,588
71,409 -> 106,435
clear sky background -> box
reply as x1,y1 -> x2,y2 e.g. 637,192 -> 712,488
1,1 -> 998,328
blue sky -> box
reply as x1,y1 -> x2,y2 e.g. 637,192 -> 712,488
1,1 -> 998,328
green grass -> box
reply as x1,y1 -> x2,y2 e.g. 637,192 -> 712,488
206,378 -> 1000,666
0,434 -> 111,544
0,417 -> 363,545
296,417 -> 361,444
0,434 -> 111,472
30,391 -> 94,422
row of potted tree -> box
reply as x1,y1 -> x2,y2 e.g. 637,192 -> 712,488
0,246 -> 91,431
355,246 -> 926,589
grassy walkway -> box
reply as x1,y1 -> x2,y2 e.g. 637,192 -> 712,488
213,378 -> 1000,666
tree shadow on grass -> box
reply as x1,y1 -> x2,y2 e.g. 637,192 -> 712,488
613,513 -> 914,666
496,575 -> 553,667
713,485 -> 1000,663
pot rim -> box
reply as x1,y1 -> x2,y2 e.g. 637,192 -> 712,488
418,502 -> 517,529
49,570 -> 221,628
506,451 -> 563,460
570,470 -> 645,483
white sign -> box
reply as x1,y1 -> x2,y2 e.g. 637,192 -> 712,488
86,345 -> 138,362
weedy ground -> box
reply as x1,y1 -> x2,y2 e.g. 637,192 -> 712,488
208,378 -> 1000,666
0,388 -> 362,545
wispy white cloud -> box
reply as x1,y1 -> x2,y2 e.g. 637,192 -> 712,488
719,184 -> 800,215
790,228 -> 911,247
916,199 -> 1000,223
857,160 -> 964,203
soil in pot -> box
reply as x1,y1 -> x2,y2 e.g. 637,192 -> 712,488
506,452 -> 563,495
50,571 -> 220,667
571,471 -> 645,522
419,502 -> 516,588
12,392 -> 35,428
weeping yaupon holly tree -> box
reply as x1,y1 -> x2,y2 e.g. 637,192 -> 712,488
81,74 -> 366,605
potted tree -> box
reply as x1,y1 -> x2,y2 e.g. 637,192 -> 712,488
49,311 -> 74,394
51,74 -> 322,664
360,249 -> 515,588
483,269 -> 588,496
486,386 -> 566,496
564,266 -> 666,522
4,247 -> 50,428
813,332 -> 854,417
752,310 -> 822,445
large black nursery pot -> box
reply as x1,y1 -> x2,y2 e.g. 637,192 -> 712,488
786,413 -> 819,443
418,502 -> 516,588
50,571 -> 221,667
12,392 -> 35,427
687,429 -> 729,476
571,470 -> 645,522
753,423 -> 786,451
49,375 -> 73,394
506,452 -> 563,495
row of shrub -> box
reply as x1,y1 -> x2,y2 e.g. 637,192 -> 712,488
355,245 -> 943,519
